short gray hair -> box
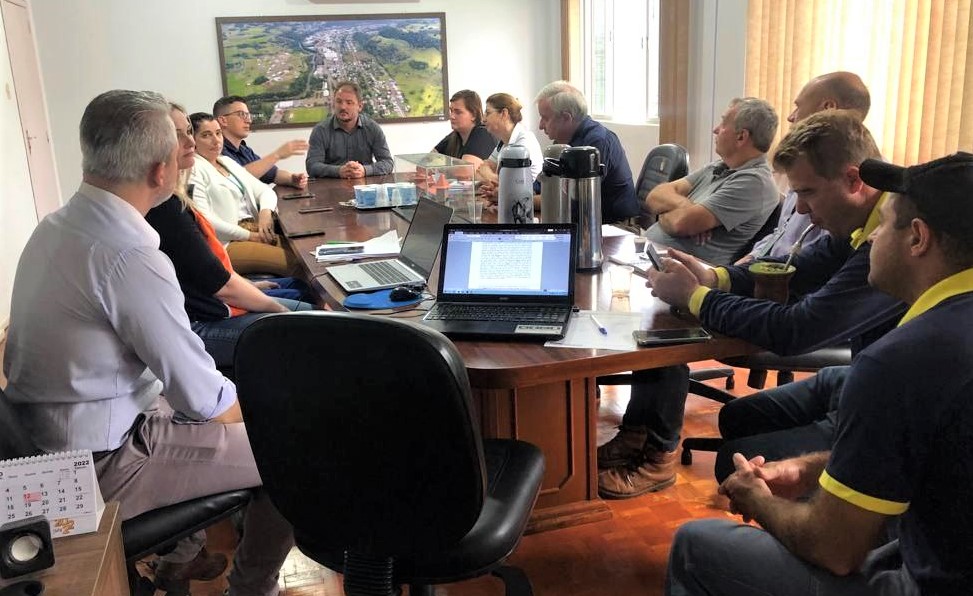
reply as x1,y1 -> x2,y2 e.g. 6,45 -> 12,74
80,90 -> 175,183
535,80 -> 588,121
729,97 -> 778,153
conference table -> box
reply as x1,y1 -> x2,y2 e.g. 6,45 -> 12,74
277,176 -> 757,532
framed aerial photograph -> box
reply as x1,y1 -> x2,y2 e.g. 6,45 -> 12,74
216,13 -> 449,129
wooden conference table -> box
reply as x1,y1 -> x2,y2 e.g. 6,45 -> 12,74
277,177 -> 757,532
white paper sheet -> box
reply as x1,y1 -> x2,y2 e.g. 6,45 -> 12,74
545,310 -> 643,351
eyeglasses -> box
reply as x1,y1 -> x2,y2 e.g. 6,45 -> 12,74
484,109 -> 498,116
226,110 -> 252,121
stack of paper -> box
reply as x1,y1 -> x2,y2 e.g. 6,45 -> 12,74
313,230 -> 401,263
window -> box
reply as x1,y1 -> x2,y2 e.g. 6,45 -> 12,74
746,0 -> 973,165
581,0 -> 661,124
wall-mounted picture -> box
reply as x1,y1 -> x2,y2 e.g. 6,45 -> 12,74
216,13 -> 449,129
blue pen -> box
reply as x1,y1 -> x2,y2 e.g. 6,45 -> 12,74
590,314 -> 608,335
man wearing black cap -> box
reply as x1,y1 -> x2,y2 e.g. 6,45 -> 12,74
665,152 -> 973,595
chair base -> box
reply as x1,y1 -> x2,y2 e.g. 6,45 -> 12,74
680,437 -> 725,465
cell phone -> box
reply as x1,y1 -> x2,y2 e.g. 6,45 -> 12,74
633,328 -> 712,346
645,243 -> 666,271
281,192 -> 315,200
287,229 -> 326,239
298,206 -> 333,214
315,245 -> 364,257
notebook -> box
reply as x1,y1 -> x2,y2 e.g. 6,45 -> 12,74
327,198 -> 454,293
422,223 -> 577,340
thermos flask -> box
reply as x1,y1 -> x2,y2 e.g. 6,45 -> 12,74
559,146 -> 604,271
497,144 -> 534,224
539,143 -> 570,223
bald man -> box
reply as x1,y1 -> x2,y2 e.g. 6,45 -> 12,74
738,72 -> 871,264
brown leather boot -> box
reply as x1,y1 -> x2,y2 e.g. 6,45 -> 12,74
597,448 -> 677,499
154,547 -> 229,592
597,425 -> 649,468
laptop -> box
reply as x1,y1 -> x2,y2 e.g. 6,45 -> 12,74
422,223 -> 577,340
327,198 -> 454,293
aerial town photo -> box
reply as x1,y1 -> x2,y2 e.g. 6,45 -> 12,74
217,15 -> 447,127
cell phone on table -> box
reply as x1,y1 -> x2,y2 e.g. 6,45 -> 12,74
315,245 -> 364,257
645,243 -> 666,271
281,192 -> 315,200
287,229 -> 326,239
633,328 -> 712,346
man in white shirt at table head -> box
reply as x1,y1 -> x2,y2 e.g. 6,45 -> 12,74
2,89 -> 292,596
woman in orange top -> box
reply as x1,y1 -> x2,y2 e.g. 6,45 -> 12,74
145,103 -> 313,370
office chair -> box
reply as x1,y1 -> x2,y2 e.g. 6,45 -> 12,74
680,345 -> 853,465
234,311 -> 545,596
634,143 -> 689,230
0,385 -> 255,596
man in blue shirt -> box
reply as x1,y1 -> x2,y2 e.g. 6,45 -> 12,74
214,95 -> 309,188
666,152 -> 973,596
535,80 -> 640,223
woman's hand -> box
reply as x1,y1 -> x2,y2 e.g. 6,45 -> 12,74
257,209 -> 276,244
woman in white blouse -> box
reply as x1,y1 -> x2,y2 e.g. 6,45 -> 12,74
188,112 -> 295,275
475,92 -> 544,202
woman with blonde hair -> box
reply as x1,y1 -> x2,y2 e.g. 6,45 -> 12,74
475,93 -> 544,202
146,104 -> 313,372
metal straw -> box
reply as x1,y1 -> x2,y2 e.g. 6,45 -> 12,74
782,224 -> 817,271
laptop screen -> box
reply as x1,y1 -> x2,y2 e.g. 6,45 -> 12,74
437,224 -> 576,301
399,198 -> 454,275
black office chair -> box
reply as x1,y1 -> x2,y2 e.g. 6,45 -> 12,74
234,311 -> 545,596
634,143 -> 690,230
680,345 -> 852,465
0,384 -> 254,596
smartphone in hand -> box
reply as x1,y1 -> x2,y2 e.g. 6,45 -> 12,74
645,244 -> 666,271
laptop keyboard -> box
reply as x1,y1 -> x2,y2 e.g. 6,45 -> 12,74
360,261 -> 413,286
426,303 -> 569,323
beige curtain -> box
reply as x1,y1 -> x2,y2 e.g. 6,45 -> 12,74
746,0 -> 973,165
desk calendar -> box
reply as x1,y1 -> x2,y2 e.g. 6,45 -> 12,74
0,450 -> 104,538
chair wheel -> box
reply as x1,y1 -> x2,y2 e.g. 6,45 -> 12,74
681,448 -> 693,465
725,376 -> 735,390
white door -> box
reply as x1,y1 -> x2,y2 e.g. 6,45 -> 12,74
2,0 -> 60,220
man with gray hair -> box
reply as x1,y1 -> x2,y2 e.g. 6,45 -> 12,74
2,90 -> 292,595
535,80 -> 640,222
644,97 -> 780,266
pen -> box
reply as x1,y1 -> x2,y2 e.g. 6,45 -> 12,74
298,206 -> 334,214
590,314 -> 608,335
324,240 -> 355,244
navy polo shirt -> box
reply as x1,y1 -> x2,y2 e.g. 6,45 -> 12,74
569,116 -> 640,223
222,139 -> 277,185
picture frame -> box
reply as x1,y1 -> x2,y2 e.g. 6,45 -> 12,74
215,13 -> 449,129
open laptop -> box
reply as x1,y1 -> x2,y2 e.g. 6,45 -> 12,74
327,198 -> 454,293
422,223 -> 577,340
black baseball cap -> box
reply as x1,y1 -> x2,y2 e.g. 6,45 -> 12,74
859,152 -> 973,239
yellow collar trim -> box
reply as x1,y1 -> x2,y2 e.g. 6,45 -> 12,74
849,192 -> 889,250
898,268 -> 973,327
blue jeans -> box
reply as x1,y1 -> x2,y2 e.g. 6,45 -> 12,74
191,298 -> 313,368
257,277 -> 316,304
714,366 -> 849,482
666,519 -> 917,596
624,365 -> 691,452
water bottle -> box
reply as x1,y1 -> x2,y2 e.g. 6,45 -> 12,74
559,146 -> 604,271
497,144 -> 534,224
539,143 -> 570,223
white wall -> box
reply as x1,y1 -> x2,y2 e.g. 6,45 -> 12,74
28,0 -> 562,195
687,0 -> 748,169
0,7 -> 39,335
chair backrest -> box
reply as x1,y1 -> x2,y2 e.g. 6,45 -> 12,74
731,200 -> 783,263
635,143 -> 689,228
234,312 -> 486,557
